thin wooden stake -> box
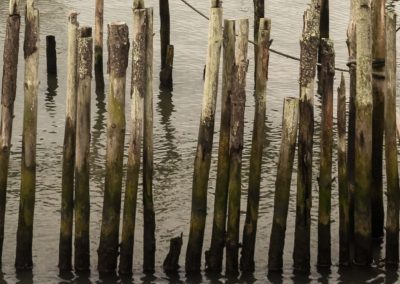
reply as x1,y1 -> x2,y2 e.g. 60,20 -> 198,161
252,0 -> 264,83
15,0 -> 39,270
159,0 -> 173,90
74,26 -> 92,272
95,0 -> 105,90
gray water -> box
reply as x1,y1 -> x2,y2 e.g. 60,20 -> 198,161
0,0 -> 399,283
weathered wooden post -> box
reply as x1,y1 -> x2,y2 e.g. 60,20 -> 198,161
241,17 -> 271,273
59,11 -> 79,272
46,35 -> 57,75
98,22 -> 129,274
205,19 -> 235,273
95,0 -> 105,90
293,0 -> 320,272
159,0 -> 173,90
317,0 -> 329,94
119,1 -> 146,275
74,26 -> 93,272
143,7 -> 156,273
371,0 -> 386,240
0,0 -> 21,265
225,19 -> 249,276
252,0 -> 264,83
337,73 -> 350,266
267,97 -> 299,272
15,0 -> 39,270
354,0 -> 373,266
385,11 -> 399,267
317,38 -> 335,268
185,0 -> 223,273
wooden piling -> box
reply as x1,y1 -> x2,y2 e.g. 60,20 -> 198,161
98,22 -> 129,274
371,0 -> 386,240
354,0 -> 373,266
240,17 -> 271,273
159,0 -> 173,90
185,0 -> 223,273
15,0 -> 39,271
385,11 -> 399,267
268,97 -> 299,272
317,0 -> 329,94
317,38 -> 335,268
252,0 -> 264,83
95,0 -> 105,90
58,11 -> 79,272
74,26 -> 92,272
338,73 -> 350,266
119,7 -> 147,276
225,19 -> 249,276
205,19 -> 235,273
143,7 -> 156,273
46,35 -> 57,75
163,233 -> 183,273
293,0 -> 320,272
0,0 -> 21,266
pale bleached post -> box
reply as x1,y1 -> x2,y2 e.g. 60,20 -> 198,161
0,0 -> 21,265
225,19 -> 249,276
205,19 -> 235,273
385,11 -> 399,267
268,97 -> 299,272
293,0 -> 320,272
59,11 -> 79,271
354,0 -> 373,266
241,18 -> 271,272
15,0 -> 39,270
74,26 -> 92,272
185,0 -> 223,273
98,22 -> 129,274
119,5 -> 146,275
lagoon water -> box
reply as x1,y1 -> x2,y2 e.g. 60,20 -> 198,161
0,0 -> 399,283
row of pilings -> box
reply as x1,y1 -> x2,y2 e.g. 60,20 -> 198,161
0,0 -> 398,279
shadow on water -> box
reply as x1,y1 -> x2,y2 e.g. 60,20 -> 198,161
45,74 -> 58,118
16,270 -> 33,284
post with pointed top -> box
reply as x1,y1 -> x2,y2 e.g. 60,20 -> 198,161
74,26 -> 93,272
95,0 -> 105,91
15,0 -> 39,271
385,11 -> 399,267
354,0 -> 373,266
338,73 -> 350,266
58,11 -> 79,272
119,4 -> 146,275
98,22 -> 129,274
143,7 -> 156,273
0,0 -> 21,266
185,0 -> 223,274
268,97 -> 299,272
293,0 -> 320,272
317,38 -> 335,268
225,18 -> 249,276
240,17 -> 271,273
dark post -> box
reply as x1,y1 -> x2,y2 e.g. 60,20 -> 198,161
46,35 -> 57,75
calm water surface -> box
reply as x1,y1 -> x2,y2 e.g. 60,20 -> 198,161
0,0 -> 399,283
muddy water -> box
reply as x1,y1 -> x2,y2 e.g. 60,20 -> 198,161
0,0 -> 399,283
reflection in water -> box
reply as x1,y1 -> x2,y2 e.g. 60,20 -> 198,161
45,74 -> 58,118
16,270 -> 33,284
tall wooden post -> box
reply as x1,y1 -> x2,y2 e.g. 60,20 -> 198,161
317,38 -> 335,268
268,97 -> 299,272
46,35 -> 57,75
293,0 -> 320,272
59,12 -> 79,272
252,0 -> 264,84
354,0 -> 373,266
185,0 -> 223,273
225,19 -> 249,276
205,19 -> 235,273
15,0 -> 39,270
119,4 -> 146,275
74,26 -> 92,272
385,11 -> 399,267
371,0 -> 386,240
98,22 -> 129,274
241,17 -> 271,273
0,0 -> 21,266
95,0 -> 105,91
159,0 -> 173,90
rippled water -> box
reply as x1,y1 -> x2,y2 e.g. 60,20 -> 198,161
0,0 -> 399,283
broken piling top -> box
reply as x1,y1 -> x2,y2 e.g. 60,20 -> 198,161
107,22 -> 130,77
9,0 -> 20,15
211,0 -> 222,8
133,0 -> 144,9
68,11 -> 79,26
